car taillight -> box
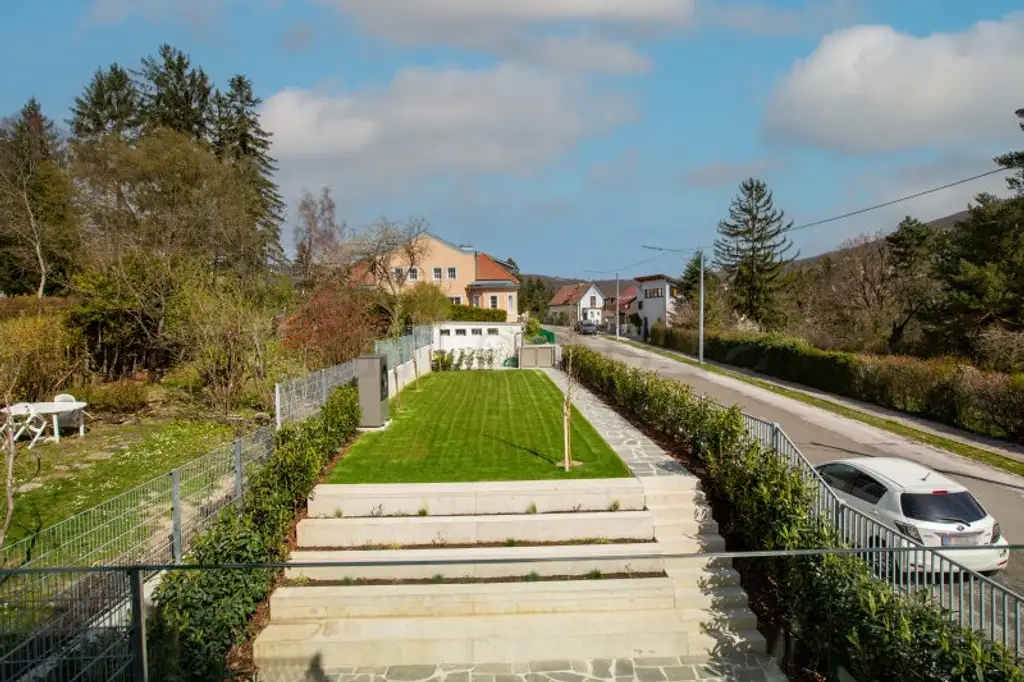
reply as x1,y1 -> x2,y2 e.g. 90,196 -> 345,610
895,520 -> 922,543
992,522 -> 1001,544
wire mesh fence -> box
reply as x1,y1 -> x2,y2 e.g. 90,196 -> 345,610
373,325 -> 433,373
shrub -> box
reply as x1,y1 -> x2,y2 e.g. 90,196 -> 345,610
0,313 -> 85,402
648,326 -> 1024,445
525,317 -> 541,336
0,296 -> 73,321
77,380 -> 149,413
564,344 -> 1023,681
148,384 -> 361,680
447,304 -> 506,322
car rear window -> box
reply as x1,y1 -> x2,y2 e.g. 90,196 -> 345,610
900,491 -> 986,524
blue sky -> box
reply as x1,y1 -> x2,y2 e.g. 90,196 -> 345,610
2,1 -> 1022,279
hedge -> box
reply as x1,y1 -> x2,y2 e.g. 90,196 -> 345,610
649,324 -> 1024,446
146,384 -> 361,681
447,304 -> 507,322
564,344 -> 1023,682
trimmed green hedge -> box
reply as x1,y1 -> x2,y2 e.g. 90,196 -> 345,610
147,385 -> 361,681
447,304 -> 507,322
565,344 -> 1023,682
650,324 -> 1024,446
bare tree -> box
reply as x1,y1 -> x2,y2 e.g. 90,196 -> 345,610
561,324 -> 581,472
350,217 -> 430,337
1,353 -> 28,552
294,186 -> 343,285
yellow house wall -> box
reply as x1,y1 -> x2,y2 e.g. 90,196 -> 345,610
389,235 -> 476,303
469,288 -> 518,322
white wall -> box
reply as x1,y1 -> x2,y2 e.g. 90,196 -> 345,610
434,322 -> 522,369
637,279 -> 674,335
578,285 -> 604,322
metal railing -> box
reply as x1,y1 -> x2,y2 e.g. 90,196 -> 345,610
725,399 -> 1024,657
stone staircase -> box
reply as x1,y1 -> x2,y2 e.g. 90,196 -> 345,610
252,478 -> 784,681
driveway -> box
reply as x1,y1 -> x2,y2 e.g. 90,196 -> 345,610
556,330 -> 1024,596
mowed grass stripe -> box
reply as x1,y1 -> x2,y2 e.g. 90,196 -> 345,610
327,370 -> 630,483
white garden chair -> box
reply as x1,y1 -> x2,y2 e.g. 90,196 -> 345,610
54,393 -> 87,436
12,407 -> 49,449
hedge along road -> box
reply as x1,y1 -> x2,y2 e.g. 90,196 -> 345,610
556,330 -> 1024,598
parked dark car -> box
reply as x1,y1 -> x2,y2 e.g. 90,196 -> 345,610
579,321 -> 598,335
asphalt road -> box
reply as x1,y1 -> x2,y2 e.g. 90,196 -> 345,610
558,330 -> 1024,597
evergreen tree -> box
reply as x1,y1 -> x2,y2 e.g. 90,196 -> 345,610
68,64 -> 140,142
713,178 -> 796,327
135,44 -> 214,141
0,98 -> 78,296
505,257 -> 520,277
994,106 -> 1024,196
211,74 -> 285,264
884,216 -> 942,350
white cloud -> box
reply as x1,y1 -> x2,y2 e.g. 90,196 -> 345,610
703,0 -> 860,38
261,63 -> 635,200
764,13 -> 1024,154
682,157 -> 785,187
318,0 -> 696,73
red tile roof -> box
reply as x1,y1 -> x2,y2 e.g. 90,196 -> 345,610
550,282 -> 591,306
475,252 -> 520,283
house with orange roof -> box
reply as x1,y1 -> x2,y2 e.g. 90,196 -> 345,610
548,281 -> 605,324
354,232 -> 521,322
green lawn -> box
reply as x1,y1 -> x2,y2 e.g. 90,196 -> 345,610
327,370 -> 630,483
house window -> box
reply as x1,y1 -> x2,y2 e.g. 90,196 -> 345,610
447,266 -> 457,279
487,328 -> 499,335
440,329 -> 451,336
456,328 -> 467,336
449,296 -> 462,305
508,294 -> 514,311
393,267 -> 403,280
471,328 -> 483,336
589,295 -> 596,307
433,267 -> 443,280
473,295 -> 481,307
408,267 -> 418,281
489,295 -> 498,309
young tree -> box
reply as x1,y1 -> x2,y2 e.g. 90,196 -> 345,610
0,98 -> 78,297
281,281 -> 381,368
713,178 -> 796,328
211,74 -> 285,264
294,186 -> 343,286
135,44 -> 214,142
68,64 -> 140,142
350,217 -> 431,337
505,257 -> 521,278
403,283 -> 450,325
884,217 -> 942,350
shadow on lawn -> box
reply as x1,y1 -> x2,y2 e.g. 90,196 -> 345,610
489,435 -> 558,465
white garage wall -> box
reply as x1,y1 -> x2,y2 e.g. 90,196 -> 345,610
434,322 -> 522,369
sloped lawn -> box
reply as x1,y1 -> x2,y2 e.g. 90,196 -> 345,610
327,370 -> 629,483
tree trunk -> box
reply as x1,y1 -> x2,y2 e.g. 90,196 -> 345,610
888,315 -> 913,352
1,414 -> 16,552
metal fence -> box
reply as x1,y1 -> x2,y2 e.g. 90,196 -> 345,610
727,400 -> 1024,657
274,326 -> 433,428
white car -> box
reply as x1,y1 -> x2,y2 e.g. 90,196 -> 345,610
815,457 -> 1009,575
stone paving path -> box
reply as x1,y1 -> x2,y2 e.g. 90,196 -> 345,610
540,369 -> 697,480
296,655 -> 781,682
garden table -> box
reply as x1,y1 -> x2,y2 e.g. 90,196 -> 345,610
1,401 -> 88,447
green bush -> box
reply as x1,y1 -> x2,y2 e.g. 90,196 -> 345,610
447,304 -> 506,322
525,317 -> 541,336
564,344 -> 1023,681
147,384 -> 361,681
648,324 -> 1024,445
0,313 -> 85,402
77,380 -> 149,413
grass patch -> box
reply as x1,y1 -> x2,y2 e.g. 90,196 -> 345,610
612,337 -> 1024,477
327,370 -> 630,483
8,420 -> 233,543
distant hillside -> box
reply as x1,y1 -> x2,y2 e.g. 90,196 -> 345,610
519,274 -> 639,299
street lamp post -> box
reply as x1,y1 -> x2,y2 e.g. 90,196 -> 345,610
641,244 -> 709,366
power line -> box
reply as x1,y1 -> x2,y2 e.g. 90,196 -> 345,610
581,251 -> 670,277
785,167 -> 1007,233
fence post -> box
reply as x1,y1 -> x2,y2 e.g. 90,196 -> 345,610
274,383 -> 282,430
129,567 -> 149,682
170,468 -> 182,564
234,438 -> 244,502
771,422 -> 781,453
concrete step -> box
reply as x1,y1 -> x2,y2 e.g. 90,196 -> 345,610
652,518 -> 719,537
308,479 -> 645,518
269,578 -> 677,620
644,489 -> 708,509
252,610 -> 766,669
296,511 -> 656,548
287,540 -> 724,582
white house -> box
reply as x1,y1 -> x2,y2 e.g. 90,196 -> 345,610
634,274 -> 677,338
548,282 -> 605,323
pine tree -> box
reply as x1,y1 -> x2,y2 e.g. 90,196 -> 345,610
211,74 -> 285,264
135,44 -> 214,141
713,178 -> 796,327
994,107 -> 1024,196
68,64 -> 140,142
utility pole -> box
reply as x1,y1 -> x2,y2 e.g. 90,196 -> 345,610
615,272 -> 620,339
641,244 -> 711,366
